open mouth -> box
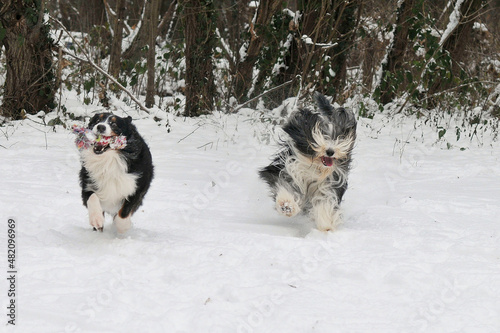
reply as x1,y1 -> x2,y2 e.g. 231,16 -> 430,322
321,156 -> 334,167
93,142 -> 110,154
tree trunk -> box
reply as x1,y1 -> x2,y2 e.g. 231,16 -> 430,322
376,0 -> 416,105
55,0 -> 106,33
427,0 -> 484,97
324,0 -> 360,102
108,0 -> 126,78
122,0 -> 151,69
123,1 -> 178,70
281,0 -> 360,102
234,0 -> 283,101
146,0 -> 160,108
0,0 -> 55,119
158,1 -> 178,40
182,0 -> 217,117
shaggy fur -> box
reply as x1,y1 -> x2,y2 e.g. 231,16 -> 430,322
79,113 -> 153,233
259,93 -> 357,231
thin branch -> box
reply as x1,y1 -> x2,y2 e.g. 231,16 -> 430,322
234,78 -> 296,112
177,125 -> 201,143
49,15 -> 150,114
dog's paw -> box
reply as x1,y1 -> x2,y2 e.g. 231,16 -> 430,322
89,212 -> 105,231
275,187 -> 300,217
276,198 -> 300,217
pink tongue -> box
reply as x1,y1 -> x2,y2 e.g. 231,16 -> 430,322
322,156 -> 334,166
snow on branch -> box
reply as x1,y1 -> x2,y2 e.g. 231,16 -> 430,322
439,0 -> 466,46
49,15 -> 150,114
301,35 -> 338,49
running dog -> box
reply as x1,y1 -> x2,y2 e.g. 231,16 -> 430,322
78,113 -> 154,233
259,94 -> 356,231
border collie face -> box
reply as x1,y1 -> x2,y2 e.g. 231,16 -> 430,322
87,113 -> 132,154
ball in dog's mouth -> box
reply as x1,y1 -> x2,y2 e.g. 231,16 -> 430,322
321,156 -> 334,167
93,136 -> 112,154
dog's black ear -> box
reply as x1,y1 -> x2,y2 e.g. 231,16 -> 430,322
283,108 -> 320,156
334,107 -> 357,131
126,116 -> 132,124
314,92 -> 334,117
87,114 -> 100,129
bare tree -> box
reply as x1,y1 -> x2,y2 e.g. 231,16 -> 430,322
53,0 -> 106,33
234,0 -> 283,101
325,0 -> 361,102
376,0 -> 417,105
279,0 -> 360,101
182,0 -> 217,116
122,0 -> 151,68
123,0 -> 178,68
146,0 -> 160,108
427,0 -> 485,96
0,0 -> 56,119
108,0 -> 126,78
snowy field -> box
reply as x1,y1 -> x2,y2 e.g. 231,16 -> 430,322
1,96 -> 500,332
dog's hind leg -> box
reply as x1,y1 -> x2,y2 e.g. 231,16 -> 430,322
114,193 -> 144,234
311,199 -> 342,232
114,214 -> 132,234
87,193 -> 105,232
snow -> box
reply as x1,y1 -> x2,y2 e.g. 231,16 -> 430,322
1,99 -> 500,332
301,35 -> 337,49
473,22 -> 488,32
271,34 -> 293,77
440,0 -> 465,46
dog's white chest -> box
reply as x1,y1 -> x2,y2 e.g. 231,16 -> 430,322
81,149 -> 138,214
285,158 -> 324,193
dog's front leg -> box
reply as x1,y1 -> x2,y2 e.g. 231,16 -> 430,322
87,193 -> 105,232
311,199 -> 342,232
275,186 -> 301,217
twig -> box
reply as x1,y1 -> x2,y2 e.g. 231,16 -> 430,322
49,15 -> 151,114
177,126 -> 200,143
197,142 -> 213,150
234,79 -> 295,112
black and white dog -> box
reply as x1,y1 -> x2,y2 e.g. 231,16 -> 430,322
259,94 -> 356,231
79,113 -> 154,233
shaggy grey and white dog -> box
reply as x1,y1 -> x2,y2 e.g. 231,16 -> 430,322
259,94 -> 357,231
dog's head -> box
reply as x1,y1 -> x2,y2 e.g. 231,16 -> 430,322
87,113 -> 132,154
283,93 -> 357,170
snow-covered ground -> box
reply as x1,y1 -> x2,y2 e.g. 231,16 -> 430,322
1,96 -> 499,332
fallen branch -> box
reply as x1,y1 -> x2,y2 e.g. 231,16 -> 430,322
234,78 -> 296,112
48,15 -> 150,114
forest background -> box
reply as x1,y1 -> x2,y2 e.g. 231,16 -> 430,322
0,0 -> 499,139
